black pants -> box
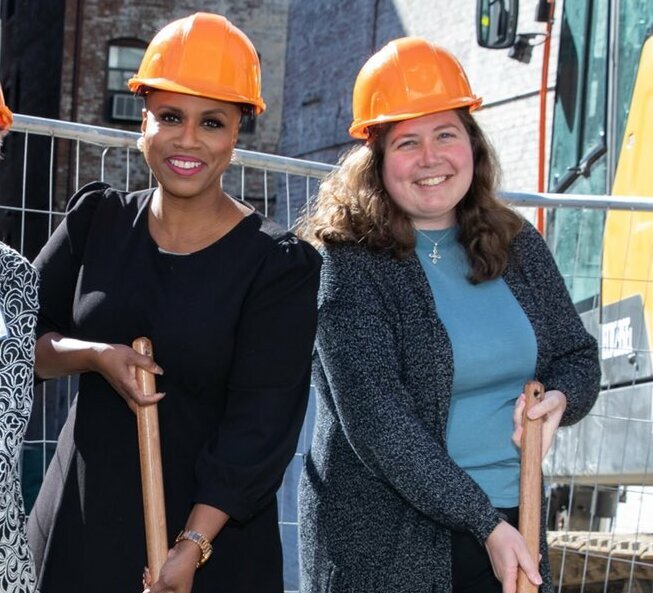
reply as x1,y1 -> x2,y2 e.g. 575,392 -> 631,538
451,506 -> 519,593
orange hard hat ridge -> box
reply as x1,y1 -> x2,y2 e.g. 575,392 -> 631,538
128,13 -> 266,114
349,37 -> 482,140
0,84 -> 13,132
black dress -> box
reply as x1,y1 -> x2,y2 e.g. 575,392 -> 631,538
28,182 -> 321,593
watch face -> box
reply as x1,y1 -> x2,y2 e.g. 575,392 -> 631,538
176,530 -> 212,566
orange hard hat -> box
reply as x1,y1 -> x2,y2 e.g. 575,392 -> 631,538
128,12 -> 266,114
0,84 -> 13,132
349,37 -> 482,140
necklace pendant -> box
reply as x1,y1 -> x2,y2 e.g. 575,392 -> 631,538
428,243 -> 441,264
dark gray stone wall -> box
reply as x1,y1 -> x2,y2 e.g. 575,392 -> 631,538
0,0 -> 66,257
280,0 -> 406,163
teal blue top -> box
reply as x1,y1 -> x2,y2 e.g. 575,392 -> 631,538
415,228 -> 537,507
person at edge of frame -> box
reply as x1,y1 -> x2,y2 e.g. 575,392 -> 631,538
297,37 -> 600,593
0,83 -> 40,593
26,13 -> 321,593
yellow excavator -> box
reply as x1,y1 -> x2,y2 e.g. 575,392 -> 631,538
602,36 -> 653,366
478,2 -> 653,590
479,0 -> 653,389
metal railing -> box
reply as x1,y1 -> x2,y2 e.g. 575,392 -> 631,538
3,115 -> 653,593
11,114 -> 336,178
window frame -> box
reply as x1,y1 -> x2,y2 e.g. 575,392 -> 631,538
548,0 -> 610,194
105,38 -> 146,125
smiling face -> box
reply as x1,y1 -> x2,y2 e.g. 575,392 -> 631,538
140,91 -> 241,203
381,110 -> 474,229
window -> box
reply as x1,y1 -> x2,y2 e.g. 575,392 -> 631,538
615,0 -> 652,156
547,0 -> 609,305
548,0 -> 609,195
106,40 -> 146,123
547,0 -> 652,306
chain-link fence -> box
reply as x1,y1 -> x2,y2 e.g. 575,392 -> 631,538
3,115 -> 653,593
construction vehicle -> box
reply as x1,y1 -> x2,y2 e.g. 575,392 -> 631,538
480,1 -> 653,590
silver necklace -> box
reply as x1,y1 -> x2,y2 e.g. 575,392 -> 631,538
415,228 -> 455,264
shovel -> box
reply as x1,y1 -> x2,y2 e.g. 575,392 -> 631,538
516,380 -> 544,593
133,337 -> 168,583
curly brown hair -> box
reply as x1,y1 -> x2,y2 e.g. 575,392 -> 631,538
298,109 -> 523,283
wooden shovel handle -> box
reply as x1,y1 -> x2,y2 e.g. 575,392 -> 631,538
517,380 -> 544,593
133,337 -> 168,583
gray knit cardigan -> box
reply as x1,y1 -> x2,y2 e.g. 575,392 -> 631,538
298,221 -> 600,593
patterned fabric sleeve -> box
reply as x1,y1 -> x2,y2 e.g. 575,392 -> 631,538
0,242 -> 39,593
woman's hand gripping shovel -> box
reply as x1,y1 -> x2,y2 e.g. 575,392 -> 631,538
133,337 -> 168,586
517,380 -> 545,593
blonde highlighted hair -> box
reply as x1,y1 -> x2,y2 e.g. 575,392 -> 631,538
298,109 -> 523,284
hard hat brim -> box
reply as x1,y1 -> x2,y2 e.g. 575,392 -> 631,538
349,96 -> 482,140
128,77 -> 266,115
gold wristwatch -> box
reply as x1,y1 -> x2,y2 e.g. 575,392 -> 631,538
175,529 -> 213,567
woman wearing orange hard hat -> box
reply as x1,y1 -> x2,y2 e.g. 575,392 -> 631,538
298,37 -> 599,593
28,13 -> 320,593
0,83 -> 39,593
